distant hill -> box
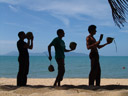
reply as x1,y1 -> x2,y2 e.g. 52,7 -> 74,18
2,51 -> 88,56
3,51 -> 18,56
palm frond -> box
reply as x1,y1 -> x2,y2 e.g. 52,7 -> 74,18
108,0 -> 128,28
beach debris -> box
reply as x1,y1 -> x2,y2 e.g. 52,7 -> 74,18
122,67 -> 125,69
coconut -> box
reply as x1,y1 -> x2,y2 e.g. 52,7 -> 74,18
69,42 -> 77,50
48,64 -> 54,72
106,37 -> 114,44
26,32 -> 33,39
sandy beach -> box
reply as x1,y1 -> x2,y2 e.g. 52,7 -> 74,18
0,78 -> 128,96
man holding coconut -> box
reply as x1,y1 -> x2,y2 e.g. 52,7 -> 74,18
86,25 -> 111,86
48,29 -> 76,86
17,31 -> 33,86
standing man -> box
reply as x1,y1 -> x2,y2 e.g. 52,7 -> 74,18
48,29 -> 74,86
86,25 -> 110,86
17,31 -> 33,86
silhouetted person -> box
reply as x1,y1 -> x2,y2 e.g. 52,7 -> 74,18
17,31 -> 33,86
48,29 -> 73,86
86,25 -> 110,86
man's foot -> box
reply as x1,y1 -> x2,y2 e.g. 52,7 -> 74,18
17,84 -> 26,87
89,85 -> 94,88
53,81 -> 57,87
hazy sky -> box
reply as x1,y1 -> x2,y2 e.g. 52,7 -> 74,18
0,0 -> 128,56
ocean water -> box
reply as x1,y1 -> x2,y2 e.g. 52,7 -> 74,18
0,56 -> 128,78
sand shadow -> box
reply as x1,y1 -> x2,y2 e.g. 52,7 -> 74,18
0,85 -> 18,91
0,85 -> 51,91
1,84 -> 128,91
61,84 -> 128,91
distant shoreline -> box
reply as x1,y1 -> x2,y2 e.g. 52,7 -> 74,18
0,51 -> 88,56
0,55 -> 128,56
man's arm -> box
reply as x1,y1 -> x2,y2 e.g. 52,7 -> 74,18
24,39 -> 30,48
64,49 -> 72,52
97,42 -> 109,49
29,38 -> 33,49
24,36 -> 34,49
27,37 -> 34,49
48,43 -> 52,61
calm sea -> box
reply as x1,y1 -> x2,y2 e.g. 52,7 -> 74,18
0,56 -> 128,78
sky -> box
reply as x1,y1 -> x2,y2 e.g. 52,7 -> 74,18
0,0 -> 128,56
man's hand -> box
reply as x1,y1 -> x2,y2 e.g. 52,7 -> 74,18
31,36 -> 34,41
97,41 -> 100,45
49,55 -> 52,61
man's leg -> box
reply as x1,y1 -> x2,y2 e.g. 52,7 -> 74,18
89,53 -> 97,86
96,64 -> 101,86
17,73 -> 22,86
54,59 -> 65,86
